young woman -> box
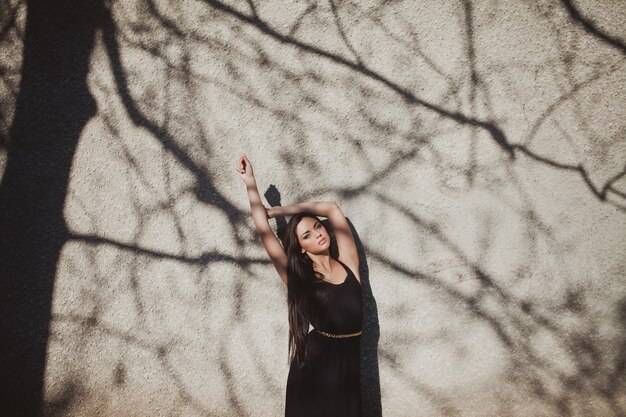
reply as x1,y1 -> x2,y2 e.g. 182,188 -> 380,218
235,154 -> 363,417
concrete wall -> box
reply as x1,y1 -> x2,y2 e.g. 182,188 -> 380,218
1,0 -> 625,416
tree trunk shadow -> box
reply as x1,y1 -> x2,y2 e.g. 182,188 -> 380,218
0,0 -> 100,415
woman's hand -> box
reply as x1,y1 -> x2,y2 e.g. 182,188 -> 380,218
235,154 -> 255,185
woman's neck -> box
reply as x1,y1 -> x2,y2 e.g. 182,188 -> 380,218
308,251 -> 333,274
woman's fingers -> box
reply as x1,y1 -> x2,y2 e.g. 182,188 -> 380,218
235,159 -> 244,174
236,156 -> 245,170
235,154 -> 251,176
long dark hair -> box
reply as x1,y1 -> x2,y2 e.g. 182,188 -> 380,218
283,212 -> 323,369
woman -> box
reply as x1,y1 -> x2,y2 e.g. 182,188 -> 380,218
235,154 -> 363,417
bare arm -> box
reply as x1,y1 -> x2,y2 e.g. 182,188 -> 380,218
236,155 -> 288,285
245,178 -> 272,233
268,201 -> 338,218
326,205 -> 359,279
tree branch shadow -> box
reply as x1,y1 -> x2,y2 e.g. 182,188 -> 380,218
559,0 -> 626,56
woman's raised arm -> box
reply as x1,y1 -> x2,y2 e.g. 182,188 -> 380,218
236,154 -> 288,285
268,200 -> 337,218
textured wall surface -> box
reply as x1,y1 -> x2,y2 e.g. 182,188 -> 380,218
1,0 -> 625,416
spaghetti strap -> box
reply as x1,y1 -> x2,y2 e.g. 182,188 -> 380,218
336,259 -> 359,284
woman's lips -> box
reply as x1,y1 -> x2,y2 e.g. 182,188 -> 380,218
319,238 -> 327,245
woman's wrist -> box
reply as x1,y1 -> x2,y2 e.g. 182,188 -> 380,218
244,176 -> 257,188
268,206 -> 285,218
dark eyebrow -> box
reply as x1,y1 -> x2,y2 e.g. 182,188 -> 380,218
300,221 -> 320,237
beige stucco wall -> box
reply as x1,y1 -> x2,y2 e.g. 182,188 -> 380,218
2,0 -> 626,416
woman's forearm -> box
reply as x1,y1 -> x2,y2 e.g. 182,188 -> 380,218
270,200 -> 337,218
245,179 -> 270,232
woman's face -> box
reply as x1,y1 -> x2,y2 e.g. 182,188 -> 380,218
296,217 -> 330,255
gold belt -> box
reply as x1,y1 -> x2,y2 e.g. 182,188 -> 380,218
316,329 -> 362,338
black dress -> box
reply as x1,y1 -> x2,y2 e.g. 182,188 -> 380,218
285,259 -> 363,417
